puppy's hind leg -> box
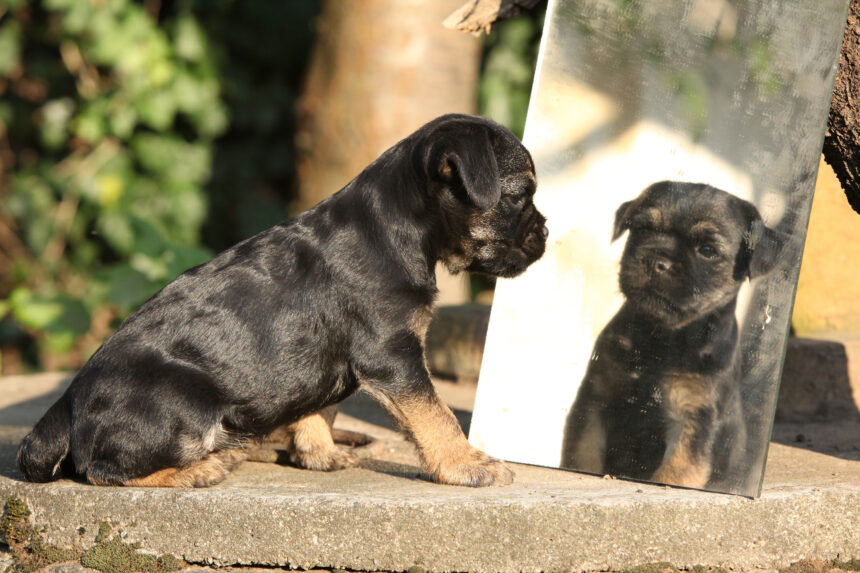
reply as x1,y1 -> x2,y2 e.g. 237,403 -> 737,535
90,449 -> 247,488
274,408 -> 358,471
85,419 -> 248,488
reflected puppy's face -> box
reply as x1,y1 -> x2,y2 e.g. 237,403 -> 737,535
613,181 -> 779,329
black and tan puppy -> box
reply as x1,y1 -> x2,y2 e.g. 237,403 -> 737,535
561,181 -> 779,490
19,114 -> 547,488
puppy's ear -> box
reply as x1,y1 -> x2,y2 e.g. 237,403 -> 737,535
419,126 -> 501,211
743,220 -> 786,279
612,200 -> 635,241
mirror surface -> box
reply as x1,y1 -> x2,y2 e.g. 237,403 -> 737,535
469,0 -> 849,496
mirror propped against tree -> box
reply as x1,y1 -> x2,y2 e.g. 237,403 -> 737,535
468,0 -> 850,496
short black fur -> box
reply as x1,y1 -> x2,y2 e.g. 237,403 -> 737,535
19,114 -> 547,488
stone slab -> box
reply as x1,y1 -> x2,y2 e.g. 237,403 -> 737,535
0,373 -> 858,572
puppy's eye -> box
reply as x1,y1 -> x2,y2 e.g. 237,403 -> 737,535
506,193 -> 526,207
697,244 -> 719,258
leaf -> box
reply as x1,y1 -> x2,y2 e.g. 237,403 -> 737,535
164,243 -> 211,278
97,210 -> 135,254
108,106 -> 138,139
130,252 -> 169,281
8,289 -> 90,335
174,14 -> 206,62
96,174 -> 125,207
73,112 -> 106,145
43,331 -> 78,353
105,264 -> 160,309
136,90 -> 177,131
0,20 -> 22,76
131,133 -> 212,185
128,215 -> 167,257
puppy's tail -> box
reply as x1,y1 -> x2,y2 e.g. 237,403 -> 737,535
17,392 -> 72,482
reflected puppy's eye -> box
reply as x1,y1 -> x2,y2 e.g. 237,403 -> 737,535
697,244 -> 719,258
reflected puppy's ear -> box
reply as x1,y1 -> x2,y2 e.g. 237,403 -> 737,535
417,124 -> 501,211
743,220 -> 787,279
612,200 -> 635,241
613,180 -> 672,241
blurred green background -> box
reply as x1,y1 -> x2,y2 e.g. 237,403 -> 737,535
0,0 -> 543,373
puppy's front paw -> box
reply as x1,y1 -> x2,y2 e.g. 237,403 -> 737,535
290,444 -> 359,472
430,450 -> 515,487
651,461 -> 710,489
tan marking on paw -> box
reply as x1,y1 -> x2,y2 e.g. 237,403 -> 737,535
280,412 -> 359,471
363,384 -> 514,487
651,455 -> 710,489
116,449 -> 246,488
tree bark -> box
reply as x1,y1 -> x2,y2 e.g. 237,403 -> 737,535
295,0 -> 482,214
443,0 -> 545,35
822,0 -> 860,214
295,0 -> 483,305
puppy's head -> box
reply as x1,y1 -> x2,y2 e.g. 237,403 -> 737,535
613,181 -> 781,329
412,114 -> 548,278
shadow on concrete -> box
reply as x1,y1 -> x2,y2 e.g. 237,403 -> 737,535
770,421 -> 860,462
0,443 -> 23,481
0,377 -> 70,427
358,459 -> 423,481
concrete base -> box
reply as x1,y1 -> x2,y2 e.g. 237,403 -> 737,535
1,373 -> 858,572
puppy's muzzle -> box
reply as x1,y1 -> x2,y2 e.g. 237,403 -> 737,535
522,213 -> 549,258
649,256 -> 673,275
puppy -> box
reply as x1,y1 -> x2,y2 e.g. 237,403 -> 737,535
561,181 -> 779,490
19,114 -> 548,488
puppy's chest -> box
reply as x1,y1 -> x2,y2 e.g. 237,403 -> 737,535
604,332 -> 718,414
657,372 -> 719,420
409,304 -> 435,344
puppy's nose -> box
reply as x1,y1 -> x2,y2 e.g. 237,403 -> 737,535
650,257 -> 672,274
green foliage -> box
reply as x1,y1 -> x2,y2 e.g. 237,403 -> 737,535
0,0 -> 535,369
0,1 -> 319,371
0,0 -> 224,367
478,10 -> 545,139
8,288 -> 89,352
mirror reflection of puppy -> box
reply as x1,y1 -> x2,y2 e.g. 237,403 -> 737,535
18,114 -> 547,488
561,181 -> 781,490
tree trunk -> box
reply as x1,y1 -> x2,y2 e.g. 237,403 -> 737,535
295,0 -> 482,304
822,0 -> 860,214
295,0 -> 482,213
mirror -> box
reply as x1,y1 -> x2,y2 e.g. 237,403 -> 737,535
468,0 -> 849,496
